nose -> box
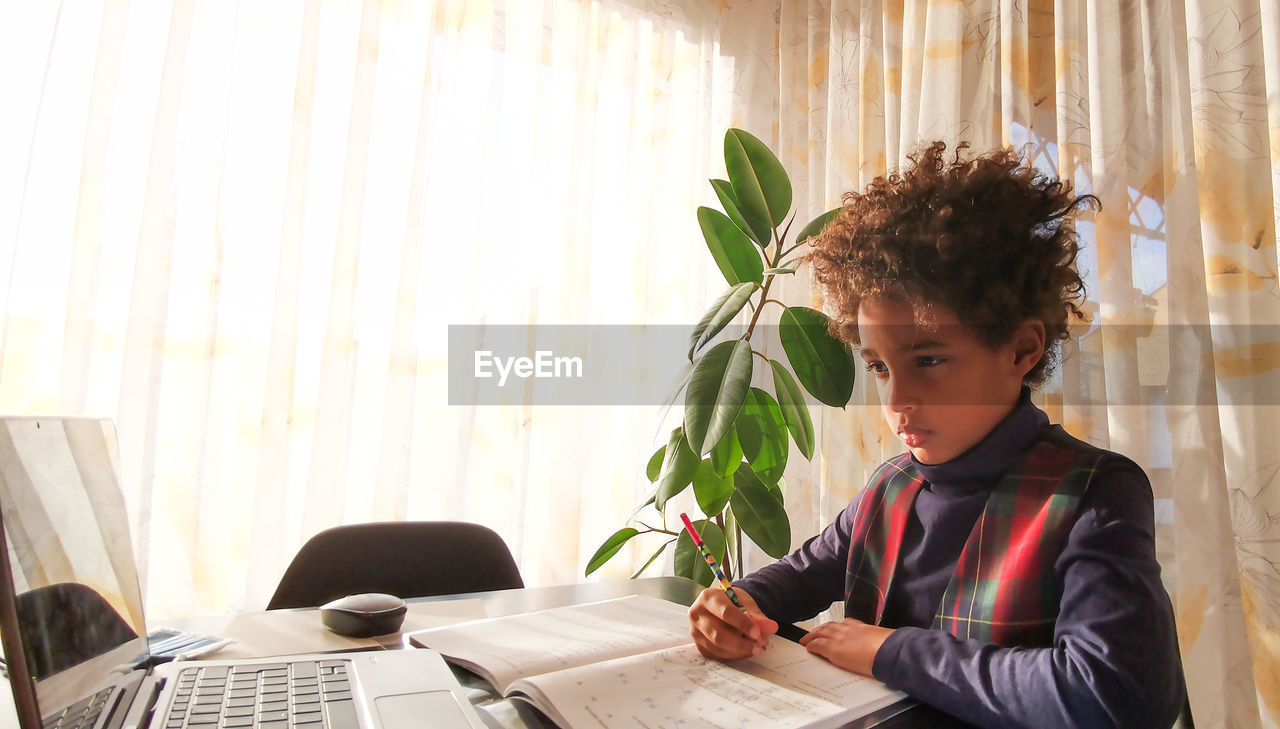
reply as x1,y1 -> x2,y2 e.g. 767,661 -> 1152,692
880,372 -> 918,413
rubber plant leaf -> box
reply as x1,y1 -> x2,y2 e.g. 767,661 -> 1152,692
631,540 -> 673,579
734,387 -> 789,485
697,207 -> 764,286
693,459 -> 735,516
655,428 -> 700,510
768,359 -> 815,459
779,306 -> 856,407
688,282 -> 758,361
645,445 -> 666,482
708,426 -> 743,478
584,527 -> 639,576
730,469 -> 791,558
684,340 -> 753,456
711,178 -> 770,247
724,129 -> 792,234
795,207 -> 841,246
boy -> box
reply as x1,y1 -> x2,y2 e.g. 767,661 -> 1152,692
687,142 -> 1185,729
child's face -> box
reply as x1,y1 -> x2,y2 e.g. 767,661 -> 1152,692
856,297 -> 1037,465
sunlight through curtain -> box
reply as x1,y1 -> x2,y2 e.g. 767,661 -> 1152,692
770,2 -> 1279,727
0,0 -> 788,617
5,0 -> 1279,725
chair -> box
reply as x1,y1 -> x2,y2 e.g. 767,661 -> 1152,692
15,582 -> 138,679
266,521 -> 523,610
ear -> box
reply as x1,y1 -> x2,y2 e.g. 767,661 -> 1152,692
1010,319 -> 1046,378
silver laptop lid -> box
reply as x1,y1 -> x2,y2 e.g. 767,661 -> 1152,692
0,417 -> 151,728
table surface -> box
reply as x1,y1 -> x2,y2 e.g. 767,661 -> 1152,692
402,577 -> 975,729
5,578 -> 976,729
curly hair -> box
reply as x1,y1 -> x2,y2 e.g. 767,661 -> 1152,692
806,141 -> 1095,387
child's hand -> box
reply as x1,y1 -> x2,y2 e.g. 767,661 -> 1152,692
798,618 -> 893,676
688,587 -> 777,660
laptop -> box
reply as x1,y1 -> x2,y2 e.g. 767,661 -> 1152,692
0,417 -> 487,729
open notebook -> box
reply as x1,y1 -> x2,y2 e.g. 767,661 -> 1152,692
0,417 -> 486,729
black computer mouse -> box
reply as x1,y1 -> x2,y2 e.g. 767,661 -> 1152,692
319,593 -> 408,637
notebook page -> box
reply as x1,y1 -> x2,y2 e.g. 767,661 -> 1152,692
510,641 -> 899,729
732,635 -> 906,711
408,595 -> 692,692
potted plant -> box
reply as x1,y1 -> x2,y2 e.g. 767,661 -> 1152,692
585,129 -> 858,586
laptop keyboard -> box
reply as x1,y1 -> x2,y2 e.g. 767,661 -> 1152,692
163,660 -> 358,729
42,687 -> 114,729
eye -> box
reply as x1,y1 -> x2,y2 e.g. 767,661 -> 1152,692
863,361 -> 888,375
915,355 -> 945,368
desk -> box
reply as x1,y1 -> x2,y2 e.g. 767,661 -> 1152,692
5,578 -> 974,729
396,578 -> 973,729
399,575 -> 967,721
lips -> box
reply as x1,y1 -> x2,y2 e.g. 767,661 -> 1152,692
898,426 -> 929,448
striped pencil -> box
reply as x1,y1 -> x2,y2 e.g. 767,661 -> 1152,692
679,512 -> 747,613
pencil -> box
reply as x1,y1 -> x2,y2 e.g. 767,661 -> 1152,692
679,512 -> 747,613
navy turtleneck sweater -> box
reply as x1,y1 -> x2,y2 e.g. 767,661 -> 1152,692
735,392 -> 1184,729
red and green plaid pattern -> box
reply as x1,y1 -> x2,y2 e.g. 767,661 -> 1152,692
934,427 -> 1099,645
844,426 -> 1101,647
844,454 -> 926,624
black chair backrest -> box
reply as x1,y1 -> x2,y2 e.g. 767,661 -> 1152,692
15,582 -> 138,679
266,521 -> 523,610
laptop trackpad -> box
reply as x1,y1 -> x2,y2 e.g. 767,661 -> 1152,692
375,692 -> 475,729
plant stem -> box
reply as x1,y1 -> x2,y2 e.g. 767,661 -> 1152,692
737,525 -> 744,578
745,275 -> 775,342
746,232 -> 781,342
778,240 -> 806,260
777,212 -> 796,246
637,522 -> 679,537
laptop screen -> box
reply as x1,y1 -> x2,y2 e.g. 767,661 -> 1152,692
0,417 -> 150,719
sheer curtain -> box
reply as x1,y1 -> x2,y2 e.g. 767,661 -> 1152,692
6,0 -> 1279,725
767,2 -> 1278,727
0,0 -> 789,616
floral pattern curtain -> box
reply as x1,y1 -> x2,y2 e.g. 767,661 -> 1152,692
765,2 -> 1279,727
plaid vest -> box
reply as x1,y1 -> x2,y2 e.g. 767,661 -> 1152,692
843,425 -> 1102,647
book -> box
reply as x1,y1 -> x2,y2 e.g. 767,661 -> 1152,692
406,594 -> 909,729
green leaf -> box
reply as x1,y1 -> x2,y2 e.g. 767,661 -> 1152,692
779,306 -> 856,407
656,428 -> 700,510
735,388 -> 789,485
724,129 -> 792,233
693,459 -> 735,516
674,520 -> 727,587
708,426 -> 743,478
768,359 -> 815,459
585,527 -> 640,576
688,283 -> 758,360
684,340 -> 753,456
795,207 -> 841,246
711,178 -> 770,246
632,540 -> 673,579
731,470 -> 791,558
761,267 -> 796,276
697,207 -> 764,286
646,445 -> 666,482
